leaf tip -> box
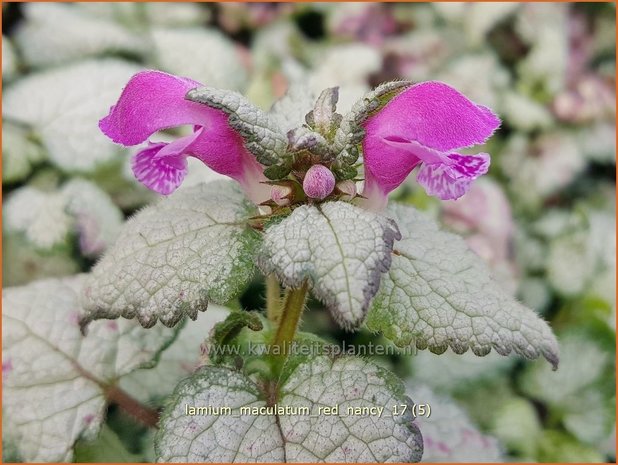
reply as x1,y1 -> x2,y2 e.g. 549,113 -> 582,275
545,344 -> 560,371
78,314 -> 91,336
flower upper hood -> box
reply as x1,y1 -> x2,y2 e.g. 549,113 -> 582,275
362,81 -> 501,209
99,70 -> 267,202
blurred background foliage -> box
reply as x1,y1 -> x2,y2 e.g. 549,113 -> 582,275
2,2 -> 615,463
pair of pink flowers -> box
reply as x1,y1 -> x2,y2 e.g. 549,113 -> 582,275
100,71 -> 500,208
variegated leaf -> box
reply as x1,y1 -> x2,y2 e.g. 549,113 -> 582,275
257,201 -> 400,329
82,181 -> 260,328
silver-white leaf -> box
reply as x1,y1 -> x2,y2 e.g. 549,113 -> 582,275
407,384 -> 503,462
2,275 -> 175,462
152,28 -> 248,91
14,3 -> 146,67
4,180 -> 123,256
366,203 -> 559,369
2,36 -> 18,81
82,181 -> 260,328
76,2 -> 210,28
257,201 -> 401,329
308,44 -> 382,115
4,186 -> 73,249
520,334 -> 613,445
3,59 -> 141,172
155,357 -> 422,462
268,83 -> 317,134
2,122 -> 45,183
61,178 -> 124,257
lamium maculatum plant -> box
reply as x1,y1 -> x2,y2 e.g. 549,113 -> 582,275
3,71 -> 560,463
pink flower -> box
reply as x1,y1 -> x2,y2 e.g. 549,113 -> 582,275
271,184 -> 293,206
361,81 -> 500,210
99,70 -> 267,202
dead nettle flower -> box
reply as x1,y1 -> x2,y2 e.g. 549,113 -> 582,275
99,71 -> 269,202
100,72 -> 500,210
361,81 -> 501,210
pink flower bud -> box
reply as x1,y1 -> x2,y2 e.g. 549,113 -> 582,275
303,165 -> 336,200
271,184 -> 293,206
335,180 -> 357,200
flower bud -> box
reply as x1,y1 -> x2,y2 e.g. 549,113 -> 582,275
335,179 -> 357,200
271,184 -> 293,206
258,205 -> 273,216
303,164 -> 336,200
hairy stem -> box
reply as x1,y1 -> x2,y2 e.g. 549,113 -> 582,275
265,274 -> 282,323
106,385 -> 159,428
272,281 -> 309,377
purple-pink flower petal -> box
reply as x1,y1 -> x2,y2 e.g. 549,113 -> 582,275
132,137 -> 193,196
187,111 -> 254,179
416,152 -> 490,201
361,136 -> 421,208
366,81 -> 500,152
361,81 -> 500,207
100,70 -> 207,145
100,70 -> 271,202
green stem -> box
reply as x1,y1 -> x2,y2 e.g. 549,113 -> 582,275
272,281 -> 309,377
265,274 -> 282,323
